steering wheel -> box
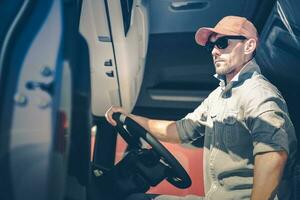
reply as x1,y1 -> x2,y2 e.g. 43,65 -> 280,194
112,113 -> 192,189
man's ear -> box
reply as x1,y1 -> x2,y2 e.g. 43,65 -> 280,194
244,38 -> 257,55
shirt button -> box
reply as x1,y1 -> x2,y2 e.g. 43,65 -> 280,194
219,180 -> 224,186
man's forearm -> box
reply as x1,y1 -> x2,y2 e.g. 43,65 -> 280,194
128,114 -> 181,143
251,151 -> 287,200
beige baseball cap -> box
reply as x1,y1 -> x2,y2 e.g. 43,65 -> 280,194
195,16 -> 258,46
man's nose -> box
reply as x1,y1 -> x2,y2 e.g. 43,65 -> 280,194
211,46 -> 220,57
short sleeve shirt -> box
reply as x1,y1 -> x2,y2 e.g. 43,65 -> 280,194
175,60 -> 297,200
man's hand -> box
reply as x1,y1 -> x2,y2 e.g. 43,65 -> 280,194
105,106 -> 128,126
105,106 -> 180,143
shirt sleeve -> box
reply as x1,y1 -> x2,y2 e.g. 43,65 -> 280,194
175,97 -> 209,144
244,84 -> 296,156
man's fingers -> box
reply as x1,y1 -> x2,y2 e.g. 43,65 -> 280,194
105,107 -> 114,125
105,106 -> 121,126
110,113 -> 117,126
105,105 -> 129,126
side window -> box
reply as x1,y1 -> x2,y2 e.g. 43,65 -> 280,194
120,0 -> 134,36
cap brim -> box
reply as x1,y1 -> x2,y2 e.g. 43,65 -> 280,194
195,27 -> 216,46
195,27 -> 240,46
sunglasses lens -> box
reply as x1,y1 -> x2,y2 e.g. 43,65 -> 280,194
205,37 -> 229,52
216,37 -> 228,49
204,36 -> 246,52
205,42 -> 214,52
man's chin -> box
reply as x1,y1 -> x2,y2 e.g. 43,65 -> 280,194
215,66 -> 227,75
215,67 -> 232,75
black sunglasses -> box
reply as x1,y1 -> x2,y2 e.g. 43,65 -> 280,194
205,35 -> 247,52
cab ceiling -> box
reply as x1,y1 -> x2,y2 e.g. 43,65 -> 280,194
149,0 -> 261,34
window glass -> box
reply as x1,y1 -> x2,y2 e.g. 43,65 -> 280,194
120,0 -> 134,36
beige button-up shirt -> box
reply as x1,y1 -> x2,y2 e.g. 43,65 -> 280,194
176,59 -> 297,199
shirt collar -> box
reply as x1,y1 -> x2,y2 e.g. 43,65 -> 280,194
214,59 -> 261,92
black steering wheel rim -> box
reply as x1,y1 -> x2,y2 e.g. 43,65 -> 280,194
112,113 -> 191,189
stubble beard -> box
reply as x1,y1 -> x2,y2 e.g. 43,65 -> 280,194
214,62 -> 234,75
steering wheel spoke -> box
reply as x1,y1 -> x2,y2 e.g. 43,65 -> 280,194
112,113 -> 192,189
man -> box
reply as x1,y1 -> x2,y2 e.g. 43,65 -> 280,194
105,16 -> 297,200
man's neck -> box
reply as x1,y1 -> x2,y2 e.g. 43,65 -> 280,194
226,70 -> 239,83
225,57 -> 253,83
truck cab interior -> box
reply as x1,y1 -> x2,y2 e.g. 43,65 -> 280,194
0,0 -> 299,200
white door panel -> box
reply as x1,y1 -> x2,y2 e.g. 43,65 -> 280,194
80,0 -> 121,116
106,0 -> 149,113
81,0 -> 149,115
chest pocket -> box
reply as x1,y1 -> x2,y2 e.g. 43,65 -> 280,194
222,111 -> 241,147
